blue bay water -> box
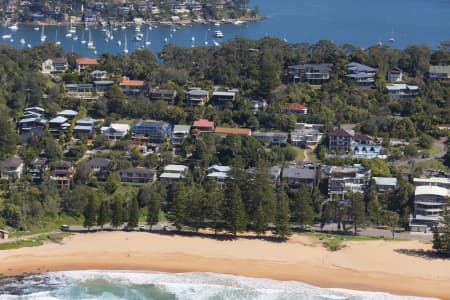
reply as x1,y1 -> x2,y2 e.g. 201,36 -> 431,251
1,0 -> 450,55
0,270 -> 437,300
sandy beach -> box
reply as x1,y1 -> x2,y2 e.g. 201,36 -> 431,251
0,232 -> 449,299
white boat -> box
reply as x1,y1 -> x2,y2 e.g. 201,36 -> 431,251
40,25 -> 46,42
213,40 -> 220,47
69,18 -> 76,33
233,20 -> 245,25
164,37 -> 168,43
87,29 -> 95,50
27,43 -> 31,48
123,33 -> 128,54
145,28 -> 151,45
72,35 -> 78,41
20,38 -> 25,44
117,40 -> 122,46
135,26 -> 141,32
214,22 -> 221,27
10,38 -> 13,42
389,37 -> 395,43
81,30 -> 86,44
65,32 -> 72,38
2,34 -> 12,39
214,30 -> 224,38
134,35 -> 142,41
8,23 -> 19,31
34,27 -> 40,31
121,25 -> 127,30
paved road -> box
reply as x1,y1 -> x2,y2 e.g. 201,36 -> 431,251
394,137 -> 447,168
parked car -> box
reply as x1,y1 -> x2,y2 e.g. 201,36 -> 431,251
60,225 -> 70,232
139,224 -> 146,231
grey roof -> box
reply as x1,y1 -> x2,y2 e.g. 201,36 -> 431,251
93,80 -> 114,85
76,117 -> 96,125
57,109 -> 78,116
49,116 -> 68,124
74,125 -> 94,131
282,167 -> 316,180
289,63 -> 333,71
347,62 -> 376,73
173,125 -> 191,133
373,177 -> 398,186
188,89 -> 209,96
120,167 -> 155,174
85,157 -> 111,169
253,131 -> 288,138
429,65 -> 450,74
2,157 -> 23,168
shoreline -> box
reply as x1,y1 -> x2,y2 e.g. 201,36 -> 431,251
0,231 -> 449,299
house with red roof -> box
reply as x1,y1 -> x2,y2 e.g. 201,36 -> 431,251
119,76 -> 148,96
192,119 -> 215,133
75,57 -> 99,73
282,103 -> 308,115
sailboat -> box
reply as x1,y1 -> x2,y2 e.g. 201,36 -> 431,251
123,33 -> 128,54
81,30 -> 86,44
389,29 -> 395,43
145,27 -> 151,45
19,38 -> 25,45
40,25 -> 46,42
69,18 -> 76,34
87,29 -> 95,50
55,29 -> 61,45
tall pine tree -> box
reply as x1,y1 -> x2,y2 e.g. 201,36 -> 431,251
168,182 -> 187,230
128,197 -> 140,229
97,199 -> 110,230
147,193 -> 161,231
223,180 -> 247,237
83,192 -> 97,232
275,189 -> 291,240
111,198 -> 123,229
292,186 -> 314,229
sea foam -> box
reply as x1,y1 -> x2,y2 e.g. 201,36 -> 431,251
0,270 -> 438,300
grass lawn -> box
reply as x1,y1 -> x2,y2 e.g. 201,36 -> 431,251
293,147 -> 305,161
414,159 -> 449,173
305,232 -> 382,251
0,233 -> 71,251
305,149 -> 319,162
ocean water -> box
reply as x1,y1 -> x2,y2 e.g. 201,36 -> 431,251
0,270 -> 436,300
1,0 -> 450,55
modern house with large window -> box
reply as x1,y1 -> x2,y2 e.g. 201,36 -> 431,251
211,90 -> 237,110
171,125 -> 191,146
187,88 -> 209,106
159,164 -> 189,183
131,120 -> 172,144
119,167 -> 157,184
346,62 -> 376,87
41,57 -> 68,74
101,123 -> 130,140
324,164 -> 371,201
287,63 -> 333,84
385,84 -> 419,100
252,131 -> 288,146
410,177 -> 450,232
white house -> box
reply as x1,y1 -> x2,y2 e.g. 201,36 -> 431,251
101,123 -> 130,140
159,164 -> 189,183
1,157 -> 24,180
385,84 -> 419,100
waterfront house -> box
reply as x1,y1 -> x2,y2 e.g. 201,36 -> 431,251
346,62 -> 376,87
150,88 -> 177,104
324,164 -> 371,201
159,164 -> 189,183
428,65 -> 450,80
282,103 -> 308,115
75,57 -> 99,73
101,123 -> 130,140
28,158 -> 47,184
387,67 -> 403,82
50,161 -> 75,190
287,63 -> 333,84
119,167 -> 157,184
211,90 -> 237,110
119,77 -> 148,96
1,157 -> 24,180
73,117 -> 97,139
252,131 -> 288,146
373,177 -> 398,192
192,119 -> 215,134
187,88 -> 209,106
171,125 -> 191,146
410,177 -> 450,232
282,166 -> 317,190
385,84 -> 419,100
214,127 -> 251,137
41,57 -> 68,74
131,120 -> 172,144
